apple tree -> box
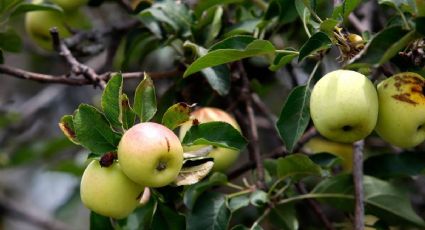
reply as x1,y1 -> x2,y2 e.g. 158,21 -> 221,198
0,0 -> 425,229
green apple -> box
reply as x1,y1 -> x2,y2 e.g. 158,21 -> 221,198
375,72 -> 425,148
51,0 -> 88,11
25,8 -> 90,50
310,70 -> 379,143
179,107 -> 241,172
117,122 -> 184,187
304,137 -> 353,171
80,160 -> 143,219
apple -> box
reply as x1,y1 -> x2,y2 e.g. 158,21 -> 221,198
80,160 -> 144,219
310,70 -> 379,143
51,0 -> 88,12
179,107 -> 241,172
25,5 -> 90,50
304,137 -> 353,171
117,122 -> 184,187
375,72 -> 425,148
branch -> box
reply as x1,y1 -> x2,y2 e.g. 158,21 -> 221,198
353,140 -> 365,230
50,28 -> 106,89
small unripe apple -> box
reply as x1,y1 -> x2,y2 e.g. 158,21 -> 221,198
375,72 -> 425,148
51,0 -> 88,12
179,107 -> 241,172
25,2 -> 90,50
80,160 -> 143,219
304,137 -> 353,171
310,70 -> 379,143
118,122 -> 184,187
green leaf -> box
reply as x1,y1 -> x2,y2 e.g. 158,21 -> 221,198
298,32 -> 332,62
309,153 -> 343,169
73,104 -> 121,154
0,28 -> 22,52
227,194 -> 250,212
364,151 -> 425,178
58,115 -> 79,145
186,192 -> 231,230
90,212 -> 113,230
184,172 -> 228,209
415,17 -> 425,35
193,6 -> 223,46
313,174 -> 425,227
350,26 -> 411,66
162,103 -> 192,130
269,52 -> 298,71
133,73 -> 157,122
101,73 -> 123,129
250,190 -> 269,207
152,203 -> 185,230
319,18 -> 339,36
117,198 -> 156,230
276,85 -> 311,153
183,41 -> 231,95
269,203 -> 299,230
184,36 -> 275,77
264,0 -> 298,24
121,94 -> 136,130
417,0 -> 425,16
332,0 -> 362,19
194,0 -> 243,18
10,2 -> 63,17
182,121 -> 247,151
276,154 -> 322,180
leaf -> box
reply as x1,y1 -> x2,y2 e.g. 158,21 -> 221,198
162,103 -> 192,130
264,0 -> 298,24
73,104 -> 121,154
319,18 -> 339,36
350,26 -> 411,66
332,0 -> 362,19
10,2 -> 63,17
313,174 -> 425,227
151,203 -> 185,230
309,153 -> 343,169
58,115 -> 79,145
101,73 -> 123,128
364,151 -> 425,179
90,212 -> 114,230
133,73 -> 157,122
227,195 -> 250,212
415,17 -> 425,36
184,36 -> 275,77
269,203 -> 299,230
418,0 -> 425,16
276,85 -> 311,153
117,198 -> 156,230
174,159 -> 214,186
0,28 -> 22,52
186,192 -> 231,230
298,32 -> 332,62
121,94 -> 136,130
182,121 -> 248,151
269,52 -> 298,71
194,0 -> 243,18
250,190 -> 269,207
276,154 -> 322,180
183,41 -> 231,96
184,172 -> 228,209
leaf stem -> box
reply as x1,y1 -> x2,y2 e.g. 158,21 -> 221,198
226,182 -> 245,191
275,50 -> 300,55
250,207 -> 271,229
306,61 -> 321,87
226,188 -> 254,199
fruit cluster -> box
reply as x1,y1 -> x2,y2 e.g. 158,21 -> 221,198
80,108 -> 241,219
310,70 -> 425,148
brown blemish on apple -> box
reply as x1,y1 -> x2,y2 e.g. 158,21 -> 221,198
392,93 -> 417,105
99,152 -> 117,167
156,161 -> 167,171
165,137 -> 170,152
391,73 -> 425,104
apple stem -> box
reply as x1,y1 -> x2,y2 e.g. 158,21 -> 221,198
353,140 -> 365,230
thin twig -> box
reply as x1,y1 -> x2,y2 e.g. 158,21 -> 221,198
296,183 -> 335,230
353,140 -> 365,230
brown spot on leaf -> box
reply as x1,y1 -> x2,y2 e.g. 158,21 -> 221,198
59,123 -> 76,139
121,97 -> 129,108
392,94 -> 418,105
99,152 -> 117,167
384,83 -> 388,88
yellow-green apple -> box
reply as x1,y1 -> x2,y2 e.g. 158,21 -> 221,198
310,70 -> 379,143
25,4 -> 90,50
179,107 -> 241,172
51,0 -> 88,11
304,137 -> 353,171
80,160 -> 143,219
117,122 -> 184,187
375,72 -> 425,148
